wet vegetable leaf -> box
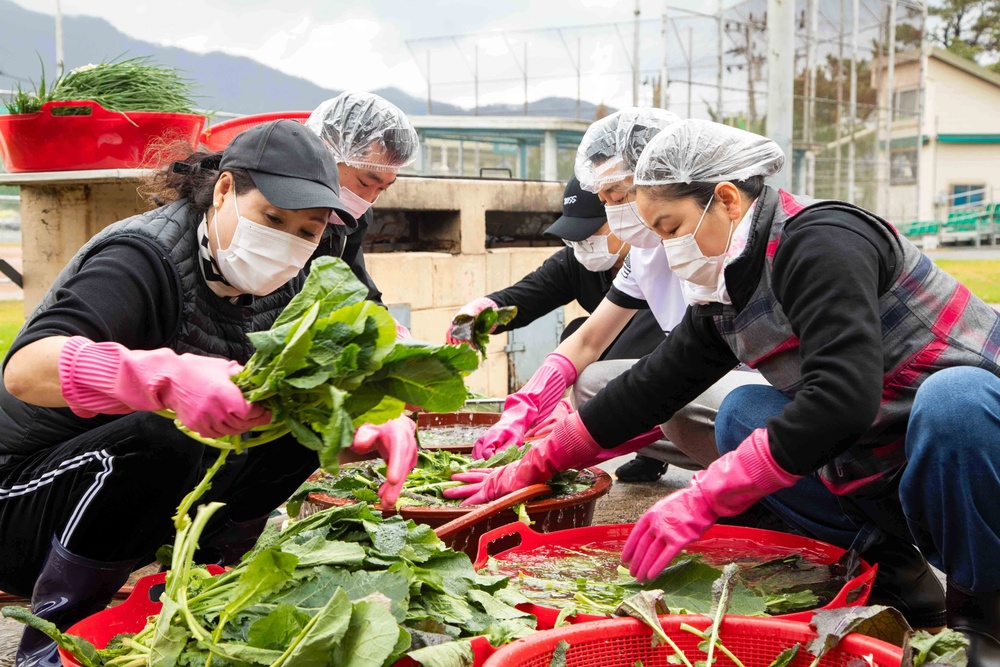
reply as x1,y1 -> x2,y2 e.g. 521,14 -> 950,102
408,639 -> 476,667
767,644 -> 801,667
908,628 -> 969,667
450,306 -> 518,359
808,605 -> 912,661
549,639 -> 570,667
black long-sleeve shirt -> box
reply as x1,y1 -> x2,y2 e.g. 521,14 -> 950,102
487,247 -> 665,360
579,206 -> 896,476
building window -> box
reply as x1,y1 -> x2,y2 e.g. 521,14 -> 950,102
890,148 -> 918,184
950,184 -> 986,208
892,88 -> 919,115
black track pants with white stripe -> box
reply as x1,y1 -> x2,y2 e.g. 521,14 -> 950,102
0,412 -> 319,597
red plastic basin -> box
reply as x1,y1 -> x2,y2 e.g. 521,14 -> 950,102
0,100 -> 205,172
474,522 -> 877,628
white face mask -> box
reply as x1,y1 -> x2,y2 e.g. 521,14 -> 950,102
567,232 -> 622,272
660,194 -> 735,289
340,186 -> 376,218
607,201 -> 661,249
213,192 -> 320,296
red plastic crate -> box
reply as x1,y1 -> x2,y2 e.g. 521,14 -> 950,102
0,101 -> 205,172
59,569 -> 495,667
474,522 -> 876,627
200,111 -> 311,151
483,615 -> 902,667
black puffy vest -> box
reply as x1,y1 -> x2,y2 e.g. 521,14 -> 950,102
0,200 -> 301,460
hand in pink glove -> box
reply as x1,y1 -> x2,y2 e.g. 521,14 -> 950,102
445,297 -> 499,345
523,398 -> 573,440
445,411 -> 603,505
350,416 -> 418,506
622,428 -> 802,582
58,336 -> 271,439
471,353 -> 578,459
394,318 -> 412,341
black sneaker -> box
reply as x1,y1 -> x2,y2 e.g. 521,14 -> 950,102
614,455 -> 669,483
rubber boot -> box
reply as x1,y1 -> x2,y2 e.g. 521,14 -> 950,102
16,537 -> 136,667
947,582 -> 1000,667
614,455 -> 669,483
862,539 -> 946,629
194,515 -> 268,567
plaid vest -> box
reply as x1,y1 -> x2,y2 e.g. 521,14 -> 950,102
713,188 -> 1000,495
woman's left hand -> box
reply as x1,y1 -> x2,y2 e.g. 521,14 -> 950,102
350,416 -> 419,506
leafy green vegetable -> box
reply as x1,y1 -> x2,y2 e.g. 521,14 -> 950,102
704,563 -> 740,667
548,640 -> 570,667
11,503 -> 536,667
807,605 -> 911,667
908,629 -> 969,667
290,444 -> 593,511
449,305 -> 518,359
7,56 -> 196,115
768,644 -> 801,667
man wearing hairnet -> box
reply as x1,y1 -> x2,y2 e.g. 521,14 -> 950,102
457,108 -> 770,488
305,92 -> 421,459
306,91 -> 419,338
450,118 -> 1000,665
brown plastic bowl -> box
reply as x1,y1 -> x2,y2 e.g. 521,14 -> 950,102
305,467 -> 613,558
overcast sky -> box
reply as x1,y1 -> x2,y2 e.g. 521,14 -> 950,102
11,0 -> 731,111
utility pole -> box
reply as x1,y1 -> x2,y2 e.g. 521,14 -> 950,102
766,0 -> 795,190
883,0 -> 898,216
660,10 -> 670,109
835,0 -> 845,199
717,0 -> 725,122
55,0 -> 64,77
633,0 -> 641,106
916,1 -> 929,220
805,0 -> 819,196
847,0 -> 858,203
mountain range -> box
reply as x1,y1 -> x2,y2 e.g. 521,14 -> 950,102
0,0 -> 605,119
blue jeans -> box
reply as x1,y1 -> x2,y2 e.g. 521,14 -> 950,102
715,366 -> 1000,592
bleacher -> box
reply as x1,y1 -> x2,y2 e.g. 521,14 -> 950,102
898,198 -> 1000,248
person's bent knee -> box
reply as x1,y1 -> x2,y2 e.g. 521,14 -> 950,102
715,384 -> 783,454
907,366 -> 999,461
117,412 -> 206,480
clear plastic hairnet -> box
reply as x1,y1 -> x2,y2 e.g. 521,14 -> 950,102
575,107 -> 682,193
306,91 -> 420,172
634,119 -> 785,185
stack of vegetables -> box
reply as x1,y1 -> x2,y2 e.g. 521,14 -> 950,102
6,56 -> 196,116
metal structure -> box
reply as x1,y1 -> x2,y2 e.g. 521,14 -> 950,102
402,0 -> 927,217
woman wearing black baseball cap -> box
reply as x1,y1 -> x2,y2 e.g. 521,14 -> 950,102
0,120 -> 417,667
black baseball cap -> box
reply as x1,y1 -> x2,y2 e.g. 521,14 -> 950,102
544,176 -> 608,241
220,119 -> 356,229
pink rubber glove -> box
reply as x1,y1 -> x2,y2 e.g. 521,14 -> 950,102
58,336 -> 271,439
393,318 -> 412,341
471,353 -> 578,459
622,428 -> 802,582
445,296 -> 499,345
350,416 -> 418,506
445,412 -> 603,505
523,398 -> 572,440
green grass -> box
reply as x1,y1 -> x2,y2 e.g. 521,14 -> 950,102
934,260 -> 1000,304
0,301 -> 23,360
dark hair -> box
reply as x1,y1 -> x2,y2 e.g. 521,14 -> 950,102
140,145 -> 256,217
643,175 -> 766,208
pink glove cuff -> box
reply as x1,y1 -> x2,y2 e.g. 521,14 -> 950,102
737,428 -> 801,491
503,352 -> 579,422
544,411 -> 606,472
584,426 -> 664,466
58,337 -> 134,417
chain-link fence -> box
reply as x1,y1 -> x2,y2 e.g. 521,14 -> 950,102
405,1 -> 929,224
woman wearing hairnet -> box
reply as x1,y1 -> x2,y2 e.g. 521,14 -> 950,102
451,118 -> 1000,662
463,108 -> 767,484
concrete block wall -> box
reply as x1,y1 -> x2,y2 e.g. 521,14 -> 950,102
364,177 -> 584,397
